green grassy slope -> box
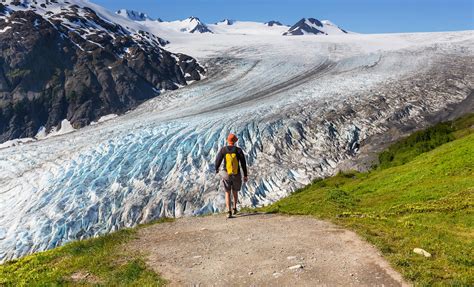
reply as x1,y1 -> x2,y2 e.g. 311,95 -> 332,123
0,219 -> 173,286
1,115 -> 472,286
377,113 -> 474,169
262,115 -> 474,286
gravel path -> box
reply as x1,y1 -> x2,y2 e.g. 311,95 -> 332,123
127,213 -> 408,286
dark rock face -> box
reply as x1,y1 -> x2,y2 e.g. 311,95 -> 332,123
283,18 -> 325,35
116,9 -> 161,22
189,24 -> 213,34
306,18 -> 323,27
0,3 -> 205,143
265,20 -> 283,27
218,19 -> 234,25
283,18 -> 348,36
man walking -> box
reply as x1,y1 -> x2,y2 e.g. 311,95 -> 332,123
215,133 -> 248,218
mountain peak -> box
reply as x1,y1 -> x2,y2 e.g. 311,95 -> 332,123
265,20 -> 284,27
116,9 -> 159,22
216,19 -> 235,25
283,17 -> 347,36
180,16 -> 213,33
185,16 -> 201,22
305,18 -> 323,27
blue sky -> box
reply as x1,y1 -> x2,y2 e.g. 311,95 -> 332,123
93,0 -> 473,33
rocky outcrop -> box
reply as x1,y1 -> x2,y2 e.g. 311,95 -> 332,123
265,20 -> 284,27
283,18 -> 347,35
216,19 -> 234,25
0,1 -> 205,143
115,9 -> 160,22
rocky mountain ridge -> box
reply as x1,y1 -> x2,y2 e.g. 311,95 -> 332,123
180,16 -> 213,33
265,20 -> 285,27
117,9 -> 347,35
0,0 -> 205,143
116,8 -> 161,22
283,18 -> 348,35
216,19 -> 235,25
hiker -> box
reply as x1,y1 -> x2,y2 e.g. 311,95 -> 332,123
215,133 -> 248,218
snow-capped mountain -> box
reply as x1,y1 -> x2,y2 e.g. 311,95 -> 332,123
0,0 -> 205,143
156,16 -> 213,34
265,20 -> 285,27
119,11 -> 338,36
139,15 -> 287,35
283,18 -> 348,35
116,8 -> 160,22
215,19 -> 235,25
182,16 -> 213,33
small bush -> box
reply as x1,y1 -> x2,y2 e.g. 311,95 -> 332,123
326,189 -> 356,208
377,114 -> 474,169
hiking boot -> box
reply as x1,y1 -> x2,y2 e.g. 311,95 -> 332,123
233,208 -> 238,215
227,211 -> 233,218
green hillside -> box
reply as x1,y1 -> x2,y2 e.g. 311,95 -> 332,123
0,219 -> 172,286
261,114 -> 474,286
1,115 -> 472,286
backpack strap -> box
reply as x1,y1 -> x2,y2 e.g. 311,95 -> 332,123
226,145 -> 237,153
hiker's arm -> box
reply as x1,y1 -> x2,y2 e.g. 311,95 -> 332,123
238,149 -> 248,177
215,148 -> 223,173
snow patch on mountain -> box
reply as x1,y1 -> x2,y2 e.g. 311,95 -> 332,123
0,138 -> 35,150
2,0 -> 149,39
90,114 -> 119,125
36,120 -> 76,139
0,118 -> 76,149
116,9 -> 159,22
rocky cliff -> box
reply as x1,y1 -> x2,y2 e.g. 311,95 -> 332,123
0,1 -> 205,143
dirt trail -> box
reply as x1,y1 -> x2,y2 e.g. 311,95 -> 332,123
127,213 -> 408,286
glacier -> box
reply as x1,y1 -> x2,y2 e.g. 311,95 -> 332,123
0,28 -> 473,262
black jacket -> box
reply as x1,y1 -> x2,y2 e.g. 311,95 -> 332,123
215,145 -> 248,177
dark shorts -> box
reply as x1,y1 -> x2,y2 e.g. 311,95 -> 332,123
219,170 -> 242,192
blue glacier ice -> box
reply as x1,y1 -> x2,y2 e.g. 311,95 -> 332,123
1,30 -> 473,262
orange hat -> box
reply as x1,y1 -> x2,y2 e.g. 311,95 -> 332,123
227,133 -> 238,145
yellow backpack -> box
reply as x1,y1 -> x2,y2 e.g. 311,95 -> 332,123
225,147 -> 239,175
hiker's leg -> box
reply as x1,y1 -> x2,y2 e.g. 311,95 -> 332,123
225,190 -> 231,212
232,189 -> 238,209
220,171 -> 232,212
232,176 -> 242,210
